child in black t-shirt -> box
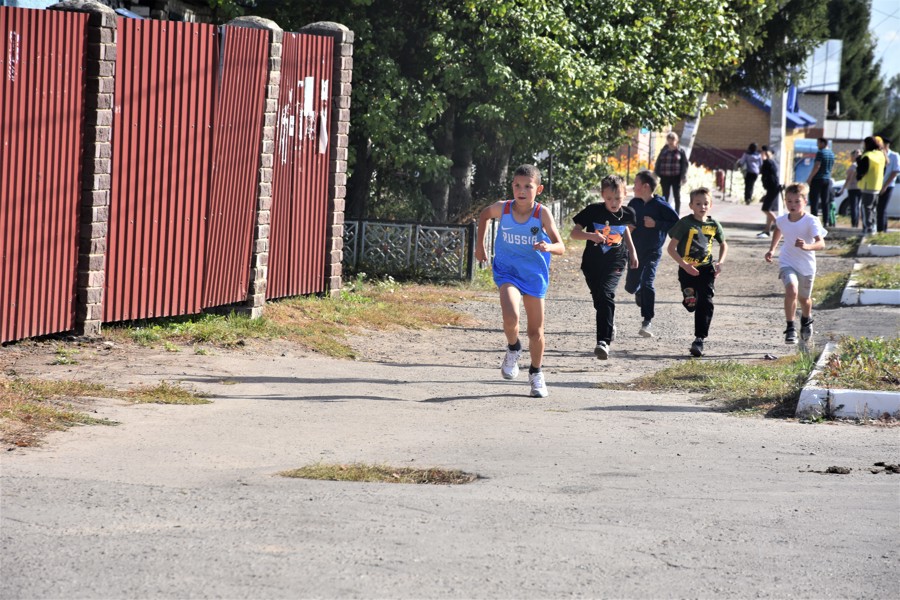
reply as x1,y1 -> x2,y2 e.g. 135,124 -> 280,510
666,187 -> 728,358
571,175 -> 638,360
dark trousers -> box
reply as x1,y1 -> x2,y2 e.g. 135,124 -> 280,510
583,265 -> 625,344
877,187 -> 894,232
624,249 -> 661,322
847,189 -> 861,228
808,178 -> 833,221
659,175 -> 682,214
678,264 -> 717,339
743,172 -> 758,204
861,191 -> 878,234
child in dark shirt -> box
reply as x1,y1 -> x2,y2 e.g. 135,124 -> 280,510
666,187 -> 728,358
624,170 -> 680,338
571,175 -> 638,360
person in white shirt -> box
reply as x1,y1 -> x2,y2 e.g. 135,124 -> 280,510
877,135 -> 899,233
764,183 -> 827,345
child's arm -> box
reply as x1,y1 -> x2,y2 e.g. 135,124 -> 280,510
474,202 -> 504,263
795,235 -> 825,252
536,209 -> 566,256
571,224 -> 604,246
765,227 -> 783,263
715,240 -> 728,275
666,237 -> 699,276
624,227 -> 639,269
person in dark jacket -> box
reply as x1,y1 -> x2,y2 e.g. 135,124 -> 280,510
757,145 -> 781,238
654,131 -> 689,214
624,170 -> 680,338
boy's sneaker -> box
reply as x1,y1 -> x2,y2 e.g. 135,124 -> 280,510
756,231 -> 770,238
594,341 -> 609,360
784,327 -> 798,345
639,321 -> 654,338
800,320 -> 813,341
689,338 -> 704,357
501,348 -> 522,379
529,371 -> 548,398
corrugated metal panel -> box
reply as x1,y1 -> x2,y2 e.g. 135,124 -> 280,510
106,18 -> 215,323
1,7 -> 86,343
268,32 -> 333,299
201,25 -> 268,309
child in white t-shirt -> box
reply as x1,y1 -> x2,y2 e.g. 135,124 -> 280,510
764,183 -> 827,344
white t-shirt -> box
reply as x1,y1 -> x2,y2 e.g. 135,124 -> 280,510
775,212 -> 827,276
884,150 -> 899,188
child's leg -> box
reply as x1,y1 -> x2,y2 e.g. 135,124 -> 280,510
779,268 -> 799,321
797,274 -> 815,318
638,253 -> 661,322
521,294 -> 545,368
585,267 -> 623,344
498,284 -> 522,346
694,266 -> 716,339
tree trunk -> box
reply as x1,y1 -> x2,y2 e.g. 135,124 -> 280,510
423,109 -> 455,222
473,131 -> 512,207
680,92 -> 707,161
346,135 -> 373,219
447,119 -> 475,222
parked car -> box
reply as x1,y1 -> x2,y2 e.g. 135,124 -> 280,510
832,179 -> 900,219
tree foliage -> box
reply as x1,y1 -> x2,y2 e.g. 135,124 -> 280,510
826,0 -> 886,122
247,0 -> 825,222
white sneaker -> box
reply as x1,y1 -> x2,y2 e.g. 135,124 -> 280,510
529,371 -> 548,398
501,348 -> 522,380
639,321 -> 654,338
594,341 -> 609,360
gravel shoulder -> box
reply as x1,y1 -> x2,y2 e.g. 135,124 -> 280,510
2,202 -> 899,599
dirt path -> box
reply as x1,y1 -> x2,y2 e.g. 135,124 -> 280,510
2,200 -> 899,599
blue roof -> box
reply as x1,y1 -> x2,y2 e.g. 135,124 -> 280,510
742,88 -> 817,129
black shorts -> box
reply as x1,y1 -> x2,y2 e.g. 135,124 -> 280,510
761,188 -> 779,212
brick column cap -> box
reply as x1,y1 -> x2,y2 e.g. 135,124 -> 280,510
299,21 -> 354,44
48,1 -> 116,17
227,16 -> 283,33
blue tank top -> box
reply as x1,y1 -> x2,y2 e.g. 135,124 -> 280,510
492,201 -> 551,298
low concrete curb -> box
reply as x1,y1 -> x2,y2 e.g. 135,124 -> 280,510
796,341 -> 900,420
857,241 -> 900,257
840,263 -> 900,306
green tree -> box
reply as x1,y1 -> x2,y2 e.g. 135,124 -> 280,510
826,0 -> 886,122
249,1 -> 824,221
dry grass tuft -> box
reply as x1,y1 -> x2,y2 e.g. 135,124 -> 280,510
278,462 -> 480,485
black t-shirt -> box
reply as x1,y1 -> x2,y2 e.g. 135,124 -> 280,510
572,202 -> 636,271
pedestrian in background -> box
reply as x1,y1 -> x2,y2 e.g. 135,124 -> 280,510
838,149 -> 861,229
736,143 -> 762,205
805,137 -> 835,225
654,131 -> 689,214
856,136 -> 886,235
757,145 -> 781,238
877,135 -> 899,233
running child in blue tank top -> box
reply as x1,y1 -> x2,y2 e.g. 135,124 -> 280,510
475,164 -> 565,398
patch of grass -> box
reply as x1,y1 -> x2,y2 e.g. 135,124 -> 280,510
53,346 -> 79,365
821,234 -> 861,258
0,377 -> 119,447
126,381 -> 211,405
107,276 -> 478,358
279,462 -> 479,485
817,337 -> 900,391
853,263 -> 900,290
867,231 -> 900,246
813,271 -> 851,309
622,353 -> 817,417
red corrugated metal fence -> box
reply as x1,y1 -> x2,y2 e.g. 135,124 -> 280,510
105,18 -> 216,323
268,32 -> 333,299
1,7 -> 86,343
202,25 -> 268,309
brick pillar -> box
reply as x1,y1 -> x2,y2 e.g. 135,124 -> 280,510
299,22 -> 354,297
227,16 -> 283,319
50,1 -> 117,337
